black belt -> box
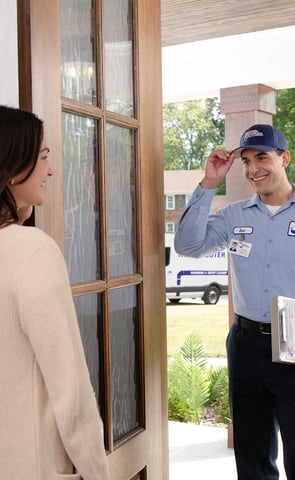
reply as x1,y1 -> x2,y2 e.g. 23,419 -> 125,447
234,314 -> 271,335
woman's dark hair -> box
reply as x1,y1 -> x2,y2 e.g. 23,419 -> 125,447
0,105 -> 43,226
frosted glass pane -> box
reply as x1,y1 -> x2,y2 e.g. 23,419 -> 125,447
106,125 -> 136,277
63,112 -> 100,283
104,0 -> 134,116
110,286 -> 140,441
74,294 -> 102,401
60,0 -> 97,105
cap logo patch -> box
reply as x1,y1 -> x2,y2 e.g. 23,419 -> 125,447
241,129 -> 263,145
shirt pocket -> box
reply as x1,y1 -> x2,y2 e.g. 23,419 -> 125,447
230,251 -> 255,271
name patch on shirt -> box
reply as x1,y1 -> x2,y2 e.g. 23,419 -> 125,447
233,226 -> 253,235
287,221 -> 295,236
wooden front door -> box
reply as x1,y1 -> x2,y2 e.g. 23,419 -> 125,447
17,0 -> 168,478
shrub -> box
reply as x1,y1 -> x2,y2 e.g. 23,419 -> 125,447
207,364 -> 228,403
168,387 -> 192,422
207,365 -> 231,424
168,331 -> 231,425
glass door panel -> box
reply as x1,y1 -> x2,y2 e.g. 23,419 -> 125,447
60,0 -> 97,105
62,112 -> 101,284
110,285 -> 141,441
74,293 -> 102,400
104,0 -> 134,116
106,124 -> 137,278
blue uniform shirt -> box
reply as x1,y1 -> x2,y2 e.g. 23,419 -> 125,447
174,184 -> 295,323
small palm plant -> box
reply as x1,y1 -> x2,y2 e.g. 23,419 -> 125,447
168,331 -> 231,425
207,365 -> 230,424
168,331 -> 210,423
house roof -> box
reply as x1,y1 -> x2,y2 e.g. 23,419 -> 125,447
164,170 -> 204,194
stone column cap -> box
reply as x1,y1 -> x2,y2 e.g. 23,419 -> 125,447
220,84 -> 276,115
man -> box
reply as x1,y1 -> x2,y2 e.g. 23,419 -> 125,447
174,124 -> 295,480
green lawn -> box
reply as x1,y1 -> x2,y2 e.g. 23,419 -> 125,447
166,301 -> 229,357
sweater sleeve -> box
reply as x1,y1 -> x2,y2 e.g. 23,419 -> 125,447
15,231 -> 109,480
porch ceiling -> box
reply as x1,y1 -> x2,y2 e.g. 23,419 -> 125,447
160,1 -> 295,102
161,0 -> 295,47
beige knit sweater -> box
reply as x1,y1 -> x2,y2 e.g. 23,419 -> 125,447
0,224 -> 109,480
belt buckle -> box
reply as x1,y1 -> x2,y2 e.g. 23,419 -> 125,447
259,323 -> 271,335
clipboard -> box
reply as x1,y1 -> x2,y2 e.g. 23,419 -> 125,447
271,296 -> 295,364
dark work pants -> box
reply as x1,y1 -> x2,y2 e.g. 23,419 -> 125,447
226,323 -> 295,480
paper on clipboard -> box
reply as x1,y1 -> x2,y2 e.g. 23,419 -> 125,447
271,296 -> 295,364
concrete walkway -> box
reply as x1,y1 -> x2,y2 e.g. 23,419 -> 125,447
169,421 -> 286,480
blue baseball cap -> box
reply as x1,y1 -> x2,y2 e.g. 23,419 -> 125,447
231,124 -> 288,158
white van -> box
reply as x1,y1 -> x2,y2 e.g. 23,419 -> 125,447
165,234 -> 228,304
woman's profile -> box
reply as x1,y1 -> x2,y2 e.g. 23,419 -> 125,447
0,105 -> 109,479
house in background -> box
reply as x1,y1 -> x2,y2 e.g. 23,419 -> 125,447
164,170 -> 227,233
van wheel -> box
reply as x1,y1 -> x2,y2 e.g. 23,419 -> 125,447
169,298 -> 180,304
203,286 -> 220,305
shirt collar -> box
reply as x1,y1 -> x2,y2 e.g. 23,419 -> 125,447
242,184 -> 295,209
242,194 -> 260,209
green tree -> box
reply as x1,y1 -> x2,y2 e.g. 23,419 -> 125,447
163,98 -> 224,170
163,88 -> 295,186
274,88 -> 295,183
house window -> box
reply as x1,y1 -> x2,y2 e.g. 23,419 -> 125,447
166,195 -> 175,210
166,222 -> 175,233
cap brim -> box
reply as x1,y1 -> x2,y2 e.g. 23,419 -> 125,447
231,145 -> 275,158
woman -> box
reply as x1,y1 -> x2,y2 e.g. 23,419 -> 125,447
0,105 -> 109,480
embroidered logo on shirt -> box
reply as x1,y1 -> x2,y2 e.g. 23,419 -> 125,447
287,221 -> 295,236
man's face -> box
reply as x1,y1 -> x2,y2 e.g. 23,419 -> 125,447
241,148 -> 290,197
